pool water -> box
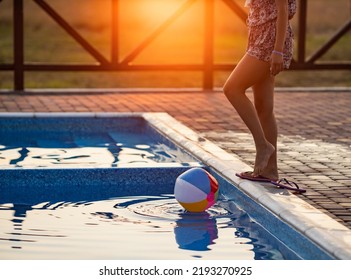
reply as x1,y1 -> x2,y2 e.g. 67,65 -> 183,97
0,117 -> 198,168
0,115 -> 332,260
0,194 -> 298,260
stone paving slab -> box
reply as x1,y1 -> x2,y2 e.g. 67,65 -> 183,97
1,89 -> 351,229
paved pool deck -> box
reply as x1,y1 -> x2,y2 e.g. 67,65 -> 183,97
1,87 -> 350,232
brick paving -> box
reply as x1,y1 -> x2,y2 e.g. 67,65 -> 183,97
1,89 -> 351,229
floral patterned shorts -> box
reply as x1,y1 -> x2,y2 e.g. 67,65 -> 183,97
247,20 -> 294,69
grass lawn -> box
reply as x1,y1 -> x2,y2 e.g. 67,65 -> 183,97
0,0 -> 350,89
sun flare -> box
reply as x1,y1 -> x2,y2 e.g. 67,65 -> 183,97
136,0 -> 187,21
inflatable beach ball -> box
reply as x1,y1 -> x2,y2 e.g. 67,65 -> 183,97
174,168 -> 219,212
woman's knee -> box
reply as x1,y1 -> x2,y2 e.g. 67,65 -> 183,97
223,82 -> 233,99
255,102 -> 274,119
253,79 -> 275,118
223,79 -> 245,100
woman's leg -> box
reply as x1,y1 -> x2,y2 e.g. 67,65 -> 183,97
223,53 -> 274,176
252,76 -> 279,181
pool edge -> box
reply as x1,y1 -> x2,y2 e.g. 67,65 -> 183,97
143,112 -> 351,260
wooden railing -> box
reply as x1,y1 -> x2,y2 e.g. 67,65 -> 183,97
1,0 -> 350,91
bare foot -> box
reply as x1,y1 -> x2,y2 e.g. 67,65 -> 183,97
260,168 -> 279,182
253,142 -> 275,176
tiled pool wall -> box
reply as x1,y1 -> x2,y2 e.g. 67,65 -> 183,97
0,167 -> 190,205
1,112 -> 351,260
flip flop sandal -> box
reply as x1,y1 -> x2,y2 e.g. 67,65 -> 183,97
271,178 -> 306,194
236,172 -> 306,194
235,171 -> 272,182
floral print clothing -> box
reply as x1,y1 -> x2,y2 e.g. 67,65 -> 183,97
246,0 -> 297,27
246,0 -> 297,69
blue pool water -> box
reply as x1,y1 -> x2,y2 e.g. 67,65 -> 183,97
0,115 -> 332,260
0,192 -> 297,260
0,169 -> 299,260
0,116 -> 198,168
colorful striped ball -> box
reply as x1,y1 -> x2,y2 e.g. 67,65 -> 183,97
174,168 -> 219,212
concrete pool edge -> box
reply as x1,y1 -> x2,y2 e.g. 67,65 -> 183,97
1,112 -> 351,259
143,112 -> 351,260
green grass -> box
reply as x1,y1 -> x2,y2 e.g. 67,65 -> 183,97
0,0 -> 350,89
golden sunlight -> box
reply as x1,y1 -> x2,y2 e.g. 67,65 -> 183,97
136,0 -> 188,23
119,0 -> 203,64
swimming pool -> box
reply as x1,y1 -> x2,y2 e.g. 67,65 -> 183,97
0,113 -> 349,259
0,167 -> 301,260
